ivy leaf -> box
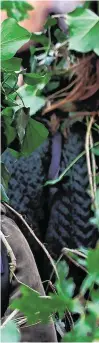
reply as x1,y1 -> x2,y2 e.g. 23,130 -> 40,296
1,320 -> 20,343
44,16 -> 57,29
8,148 -> 20,159
67,8 -> 99,55
11,282 -> 81,326
16,108 -> 29,145
2,108 -> 16,145
1,161 -> 10,202
46,81 -> 60,92
1,18 -> 31,60
3,73 -> 18,93
1,1 -> 33,21
23,73 -> 50,87
62,314 -> 96,342
31,32 -> 49,46
55,261 -> 74,298
54,28 -> 66,43
87,247 -> 99,280
92,145 -> 99,156
21,118 -> 48,156
81,274 -> 96,295
11,284 -> 66,324
2,57 -> 22,72
16,85 -> 46,115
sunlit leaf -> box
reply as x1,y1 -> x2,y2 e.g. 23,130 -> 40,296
16,108 -> 29,145
67,8 -> 99,55
21,118 -> 48,156
1,18 -> 31,60
16,85 -> 46,115
23,73 -> 50,87
2,57 -> 22,72
1,0 -> 33,21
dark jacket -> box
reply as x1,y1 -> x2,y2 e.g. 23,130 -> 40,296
1,204 -> 57,342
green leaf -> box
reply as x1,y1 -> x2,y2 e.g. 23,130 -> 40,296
55,261 -> 82,315
2,108 -> 16,145
11,284 -> 65,324
46,81 -> 60,92
1,18 -> 31,60
95,188 -> 99,209
81,274 -> 95,295
87,247 -> 99,279
44,16 -> 57,29
92,145 -> 99,156
55,261 -> 75,299
8,148 -> 20,159
62,314 -> 96,342
1,184 -> 9,203
16,108 -> 29,145
31,32 -> 49,46
11,282 -> 80,326
1,1 -> 33,21
23,73 -> 50,87
54,28 -> 66,43
67,8 -> 99,55
16,85 -> 46,115
21,118 -> 48,156
5,125 -> 16,146
87,302 -> 99,318
2,107 -> 14,118
1,320 -> 20,343
2,57 -> 22,72
3,73 -> 18,93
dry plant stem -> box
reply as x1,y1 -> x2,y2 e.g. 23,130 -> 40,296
90,134 -> 97,198
0,231 -> 16,281
69,111 -> 99,122
46,253 -> 63,293
4,202 -> 59,280
62,247 -> 86,259
62,250 -> 87,274
85,116 -> 95,202
1,310 -> 18,328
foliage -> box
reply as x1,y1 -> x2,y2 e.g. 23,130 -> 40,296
1,18 -> 31,60
1,0 -> 33,21
1,2 -> 99,342
67,8 -> 99,55
10,255 -> 99,342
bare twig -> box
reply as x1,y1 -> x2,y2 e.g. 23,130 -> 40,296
62,247 -> 86,259
90,134 -> 97,199
62,248 -> 87,273
85,115 -> 95,202
1,310 -> 18,328
4,203 -> 59,280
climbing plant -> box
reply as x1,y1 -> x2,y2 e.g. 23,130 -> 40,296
1,1 -> 99,342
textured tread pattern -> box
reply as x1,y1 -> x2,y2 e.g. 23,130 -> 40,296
44,125 -> 99,281
2,141 -> 51,258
